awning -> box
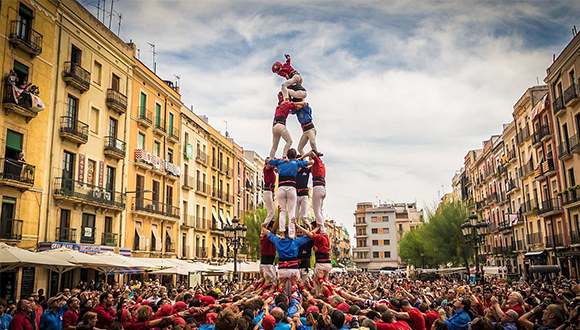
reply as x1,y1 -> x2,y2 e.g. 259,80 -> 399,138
135,222 -> 146,251
525,250 -> 546,259
0,243 -> 75,273
559,251 -> 580,257
219,209 -> 226,227
41,248 -> 126,269
529,265 -> 561,273
165,226 -> 174,244
212,207 -> 220,230
151,225 -> 162,251
105,267 -> 144,274
226,212 -> 232,227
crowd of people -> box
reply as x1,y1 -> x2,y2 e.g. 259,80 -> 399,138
1,273 -> 580,330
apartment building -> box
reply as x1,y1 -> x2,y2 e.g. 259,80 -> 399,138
353,202 -> 421,271
546,31 -> 580,277
126,55 -> 181,259
244,150 -> 265,208
325,219 -> 351,266
0,0 -> 58,300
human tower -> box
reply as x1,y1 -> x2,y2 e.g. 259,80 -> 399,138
258,54 -> 330,297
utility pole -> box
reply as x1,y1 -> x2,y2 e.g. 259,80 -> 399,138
108,0 -> 114,29
148,43 -> 157,74
117,14 -> 122,35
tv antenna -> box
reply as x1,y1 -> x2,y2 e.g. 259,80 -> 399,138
173,74 -> 181,88
147,42 -> 157,73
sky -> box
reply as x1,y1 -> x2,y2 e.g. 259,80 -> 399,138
83,0 -> 580,238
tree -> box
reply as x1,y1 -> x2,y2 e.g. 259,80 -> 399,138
398,201 -> 473,269
241,206 -> 269,260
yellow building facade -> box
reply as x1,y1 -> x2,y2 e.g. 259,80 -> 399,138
0,0 -> 58,300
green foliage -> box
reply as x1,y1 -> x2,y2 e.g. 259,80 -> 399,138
241,206 -> 269,260
398,201 -> 473,269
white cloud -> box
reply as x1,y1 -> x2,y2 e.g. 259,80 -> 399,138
98,0 -> 579,241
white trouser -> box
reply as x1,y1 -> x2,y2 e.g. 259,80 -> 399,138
314,263 -> 332,295
263,190 -> 275,225
297,128 -> 317,155
296,195 -> 310,225
260,264 -> 277,284
270,123 -> 292,159
278,268 -> 300,281
312,185 -> 327,233
300,268 -> 312,284
288,89 -> 307,100
282,74 -> 303,100
277,186 -> 297,238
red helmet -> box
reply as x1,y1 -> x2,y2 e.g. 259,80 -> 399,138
272,61 -> 282,73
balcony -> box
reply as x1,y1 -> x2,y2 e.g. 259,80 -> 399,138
545,234 -> 565,248
183,175 -> 195,190
102,232 -> 118,246
56,227 -> 77,243
488,192 -> 498,204
516,125 -> 531,146
168,126 -> 179,143
196,217 -> 210,231
561,186 -> 580,207
195,180 -> 208,196
63,62 -> 90,92
137,108 -> 152,127
2,83 -> 42,122
515,240 -> 525,251
571,134 -> 580,154
80,226 -> 95,244
131,197 -> 179,219
211,158 -> 219,170
0,158 -> 35,189
506,179 -> 520,193
53,177 -> 125,210
165,241 -> 176,253
527,233 -> 543,246
564,83 -> 578,107
0,218 -> 23,240
538,124 -> 551,142
571,231 -> 580,245
104,136 -> 126,160
196,247 -> 208,258
553,95 -> 566,116
522,199 -> 538,215
520,160 -> 534,178
59,116 -> 89,145
153,117 -> 166,135
559,140 -> 572,160
106,89 -> 127,114
538,198 -> 562,216
8,20 -> 43,56
196,150 -> 208,166
536,158 -> 556,180
354,220 -> 367,226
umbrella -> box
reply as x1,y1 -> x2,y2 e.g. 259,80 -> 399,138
212,261 -> 260,273
98,252 -> 161,273
0,243 -> 75,272
41,248 -> 126,269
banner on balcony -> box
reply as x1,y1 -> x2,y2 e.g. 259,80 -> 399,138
134,149 -> 181,176
530,94 -> 547,119
5,71 -> 46,112
186,143 -> 193,160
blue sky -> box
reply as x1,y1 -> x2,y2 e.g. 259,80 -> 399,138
84,0 -> 580,236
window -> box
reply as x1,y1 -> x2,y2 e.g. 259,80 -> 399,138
373,252 -> 379,258
139,92 -> 146,117
168,148 -> 173,163
93,61 -> 102,85
155,103 -> 161,127
104,216 -> 113,233
371,228 -> 378,234
169,112 -> 174,135
81,213 -> 96,243
17,4 -> 34,40
58,209 -> 71,242
153,141 -> 160,157
371,216 -> 378,222
384,251 -> 391,258
90,107 -> 99,134
138,133 -> 145,149
384,216 -> 389,222
108,117 -> 117,139
399,224 -> 403,231
372,240 -> 379,246
106,166 -> 115,192
66,95 -> 78,120
111,74 -> 120,91
5,130 -> 23,160
71,45 -> 82,65
383,239 -> 390,245
13,61 -> 29,84
62,151 -> 75,189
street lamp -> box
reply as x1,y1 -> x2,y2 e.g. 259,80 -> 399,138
461,212 -> 488,283
222,217 -> 247,281
420,252 -> 425,270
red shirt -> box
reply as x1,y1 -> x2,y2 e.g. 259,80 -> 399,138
9,313 -> 33,330
264,167 -> 276,185
406,308 -> 426,330
92,304 -> 115,329
261,235 -> 276,256
276,58 -> 295,78
124,320 -> 150,330
313,234 -> 330,254
425,311 -> 439,330
62,309 -> 79,329
377,321 -> 412,330
311,154 -> 325,179
274,103 -> 297,120
503,304 -> 525,317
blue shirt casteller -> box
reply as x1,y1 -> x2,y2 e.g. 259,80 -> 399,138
445,310 -> 471,330
269,159 -> 309,177
268,232 -> 311,260
293,104 -> 313,125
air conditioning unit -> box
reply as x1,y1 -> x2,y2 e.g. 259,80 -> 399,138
104,191 -> 112,201
92,188 -> 102,198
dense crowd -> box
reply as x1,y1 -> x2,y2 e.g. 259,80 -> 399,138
1,272 -> 580,330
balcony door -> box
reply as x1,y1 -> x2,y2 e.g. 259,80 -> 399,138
140,93 -> 146,118
152,180 -> 160,211
62,151 -> 75,191
111,74 -> 120,92
17,4 -> 33,40
71,45 -> 82,65
166,186 -> 173,215
106,166 -> 115,201
109,117 -> 118,141
1,197 -> 16,239
66,95 -> 78,124
59,209 -> 71,242
136,174 -> 144,208
81,213 -> 95,243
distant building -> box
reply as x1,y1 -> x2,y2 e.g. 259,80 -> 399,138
353,202 -> 422,271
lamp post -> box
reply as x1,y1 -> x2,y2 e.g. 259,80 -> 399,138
420,252 -> 425,270
222,217 -> 247,281
461,212 -> 488,283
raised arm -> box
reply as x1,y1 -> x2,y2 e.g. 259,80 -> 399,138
293,219 -> 313,238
